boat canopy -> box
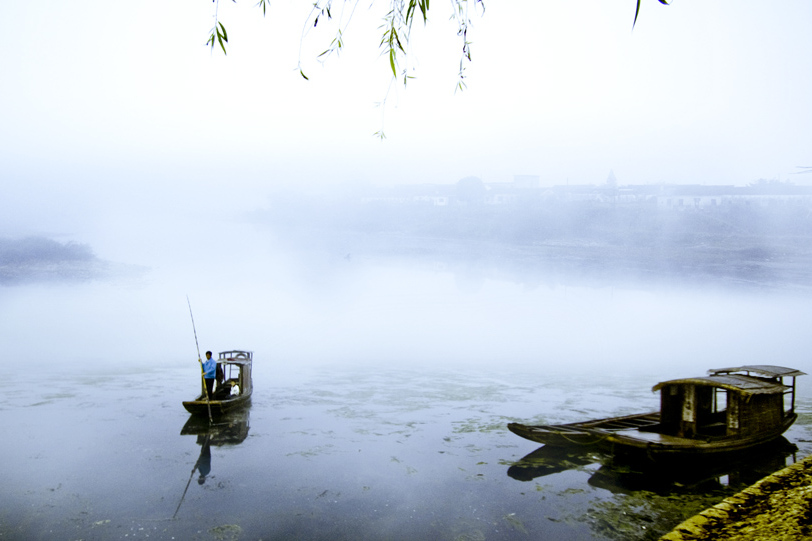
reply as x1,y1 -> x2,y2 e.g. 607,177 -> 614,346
652,374 -> 789,395
652,365 -> 804,396
708,365 -> 806,378
218,350 -> 252,366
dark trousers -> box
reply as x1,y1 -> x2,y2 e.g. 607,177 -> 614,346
204,378 -> 215,398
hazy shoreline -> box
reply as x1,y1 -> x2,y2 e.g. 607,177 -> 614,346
265,226 -> 812,294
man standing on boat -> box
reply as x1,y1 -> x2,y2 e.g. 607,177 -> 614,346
202,351 -> 216,398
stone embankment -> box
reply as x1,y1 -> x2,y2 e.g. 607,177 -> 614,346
660,454 -> 812,540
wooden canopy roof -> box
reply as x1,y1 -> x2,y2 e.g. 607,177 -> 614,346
708,365 -> 806,378
652,374 -> 790,396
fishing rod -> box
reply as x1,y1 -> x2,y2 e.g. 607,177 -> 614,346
187,296 -> 213,424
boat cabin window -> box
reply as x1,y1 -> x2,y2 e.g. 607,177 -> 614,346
211,362 -> 243,399
660,384 -> 730,438
698,387 -> 730,436
712,388 -> 729,415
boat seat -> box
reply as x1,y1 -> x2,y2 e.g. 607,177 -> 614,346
703,422 -> 725,429
699,422 -> 726,436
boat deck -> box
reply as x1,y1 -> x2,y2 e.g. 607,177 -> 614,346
612,428 -> 701,446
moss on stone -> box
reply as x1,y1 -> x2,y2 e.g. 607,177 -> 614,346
658,455 -> 812,540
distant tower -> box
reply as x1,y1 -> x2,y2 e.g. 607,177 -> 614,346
606,170 -> 618,187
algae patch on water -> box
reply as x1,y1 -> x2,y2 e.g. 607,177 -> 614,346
209,523 -> 242,540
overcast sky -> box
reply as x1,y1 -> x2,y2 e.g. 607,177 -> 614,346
2,0 -> 812,237
3,0 -> 812,370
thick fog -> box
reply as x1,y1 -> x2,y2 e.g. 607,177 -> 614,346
2,0 -> 812,378
2,177 -> 811,387
4,6 -> 812,539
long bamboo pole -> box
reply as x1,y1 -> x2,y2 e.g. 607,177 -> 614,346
187,296 -> 213,424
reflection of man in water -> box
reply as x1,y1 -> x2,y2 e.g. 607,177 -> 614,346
196,436 -> 212,484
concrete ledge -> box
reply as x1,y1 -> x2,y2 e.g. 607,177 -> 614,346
660,454 -> 812,540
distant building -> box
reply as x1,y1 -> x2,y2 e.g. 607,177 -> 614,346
652,184 -> 812,210
359,179 -> 812,210
513,175 -> 540,189
360,183 -> 453,206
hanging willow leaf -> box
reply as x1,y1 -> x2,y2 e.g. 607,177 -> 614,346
406,1 -> 416,25
419,0 -> 429,23
634,0 -> 671,29
257,0 -> 268,16
217,22 -> 228,55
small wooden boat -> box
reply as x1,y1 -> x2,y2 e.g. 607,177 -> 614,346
507,435 -> 797,490
508,365 -> 804,463
182,350 -> 253,416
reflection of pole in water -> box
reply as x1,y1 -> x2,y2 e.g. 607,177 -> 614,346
173,411 -> 251,518
173,434 -> 212,519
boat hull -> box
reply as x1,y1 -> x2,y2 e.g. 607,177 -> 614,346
508,412 -> 797,464
606,414 -> 797,463
507,411 -> 661,447
182,394 -> 252,417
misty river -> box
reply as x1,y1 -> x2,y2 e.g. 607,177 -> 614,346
2,218 -> 812,541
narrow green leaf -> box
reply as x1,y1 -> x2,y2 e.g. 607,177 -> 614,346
406,1 -> 416,25
419,0 -> 428,23
392,28 -> 404,53
300,69 -> 309,80
633,0 -> 642,28
389,48 -> 397,78
218,22 -> 228,42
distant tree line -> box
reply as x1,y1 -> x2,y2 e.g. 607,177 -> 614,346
259,189 -> 812,289
0,236 -> 99,285
0,237 -> 93,265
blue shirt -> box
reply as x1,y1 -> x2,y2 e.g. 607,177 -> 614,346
202,356 -> 217,379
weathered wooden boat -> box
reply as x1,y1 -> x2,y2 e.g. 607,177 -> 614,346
508,365 -> 804,463
508,435 -> 797,491
182,350 -> 253,416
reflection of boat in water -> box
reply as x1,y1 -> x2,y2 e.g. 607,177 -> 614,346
508,365 -> 804,463
181,408 -> 251,446
587,438 -> 798,495
174,409 -> 251,518
182,350 -> 253,416
508,436 -> 798,494
506,444 -> 599,482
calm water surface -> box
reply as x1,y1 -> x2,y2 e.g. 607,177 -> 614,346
3,361 -> 811,541
3,226 -> 812,540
